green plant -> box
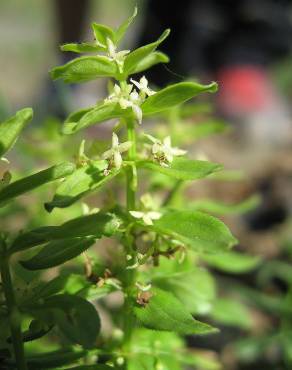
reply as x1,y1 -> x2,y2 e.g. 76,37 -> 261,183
0,8 -> 244,370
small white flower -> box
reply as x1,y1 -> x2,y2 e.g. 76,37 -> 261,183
106,38 -> 130,72
145,134 -> 187,166
102,133 -> 132,171
104,83 -> 143,124
130,76 -> 155,97
129,210 -> 162,225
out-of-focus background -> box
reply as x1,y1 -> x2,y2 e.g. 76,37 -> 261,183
1,1 -> 292,369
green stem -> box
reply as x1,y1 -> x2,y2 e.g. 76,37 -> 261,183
0,247 -> 27,370
123,117 -> 137,355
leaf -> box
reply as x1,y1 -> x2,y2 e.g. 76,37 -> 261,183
202,251 -> 261,273
153,263 -> 215,314
91,23 -> 115,47
124,29 -> 170,74
134,288 -> 216,335
44,161 -> 119,211
21,237 -> 96,270
137,158 -> 222,181
60,42 -> 103,53
0,162 -> 75,208
152,210 -> 237,253
0,108 -> 33,157
50,56 -> 117,83
14,349 -> 86,369
114,6 -> 138,44
131,51 -> 169,74
141,81 -> 218,115
191,195 -> 261,215
62,103 -> 129,135
210,298 -> 253,329
10,211 -> 121,253
62,366 -> 115,370
30,294 -> 100,348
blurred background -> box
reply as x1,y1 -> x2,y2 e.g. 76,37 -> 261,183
1,1 -> 292,369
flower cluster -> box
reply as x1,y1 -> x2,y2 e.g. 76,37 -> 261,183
104,76 -> 155,124
102,132 -> 132,173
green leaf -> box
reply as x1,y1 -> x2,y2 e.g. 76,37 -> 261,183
10,211 -> 121,253
134,288 -> 216,335
137,158 -> 222,181
153,263 -> 215,315
50,56 -> 117,83
141,81 -> 218,115
210,298 -> 253,329
62,366 -> 115,370
124,29 -> 170,74
62,103 -> 129,135
60,42 -> 103,53
30,294 -> 100,348
91,23 -> 115,47
131,51 -> 169,74
0,108 -> 33,157
13,349 -> 86,369
21,237 -> 96,270
152,210 -> 237,253
0,162 -> 75,208
114,6 -> 137,44
44,161 -> 119,211
191,195 -> 261,215
202,251 -> 261,273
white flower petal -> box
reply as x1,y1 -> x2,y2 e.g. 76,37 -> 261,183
132,105 -> 142,124
147,211 -> 162,220
143,214 -> 153,225
102,148 -> 114,159
118,141 -> 132,153
112,132 -> 119,147
130,211 -> 144,219
114,151 -> 122,169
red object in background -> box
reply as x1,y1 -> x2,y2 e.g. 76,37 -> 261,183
217,66 -> 277,116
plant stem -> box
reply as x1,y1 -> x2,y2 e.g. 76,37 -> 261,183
0,246 -> 27,370
123,117 -> 137,357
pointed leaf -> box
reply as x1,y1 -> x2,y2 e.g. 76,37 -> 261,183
141,82 -> 218,115
137,158 -> 222,181
114,6 -> 138,44
152,210 -> 237,253
191,195 -> 261,215
202,251 -> 261,273
60,42 -> 103,53
131,51 -> 169,74
91,23 -> 115,47
50,56 -> 117,83
44,161 -> 119,211
21,237 -> 96,270
10,211 -> 121,253
134,288 -> 216,335
63,103 -> 129,135
31,294 -> 100,348
0,162 -> 75,207
0,108 -> 33,157
124,29 -> 170,74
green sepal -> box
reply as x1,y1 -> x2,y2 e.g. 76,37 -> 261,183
152,210 -> 237,253
141,81 -> 218,115
50,56 -> 117,83
21,237 -> 96,270
0,107 -> 33,157
137,158 -> 222,181
0,162 -> 75,208
134,288 -> 217,335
